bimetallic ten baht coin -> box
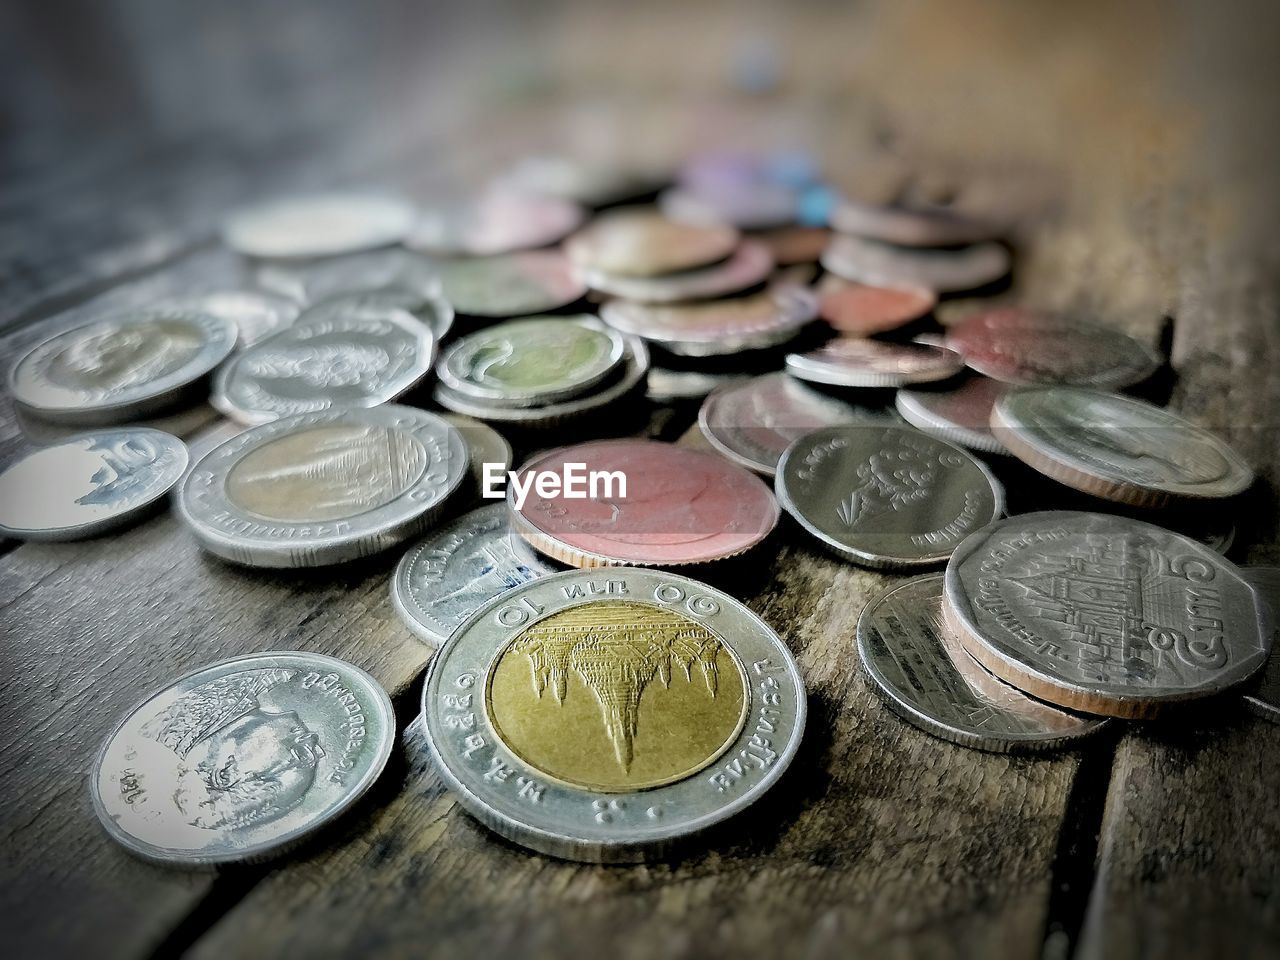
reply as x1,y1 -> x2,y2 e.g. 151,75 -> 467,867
255,249 -> 442,305
157,290 -> 301,348
895,376 -> 1010,455
565,209 -> 740,277
222,193 -> 416,259
0,429 -> 188,541
776,425 -> 1004,569
785,337 -> 965,389
176,405 -> 467,567
579,240 -> 774,304
420,567 -> 806,861
1240,566 -> 1280,722
943,511 -> 1271,719
92,651 -> 394,865
821,233 -> 1010,293
435,251 -> 587,319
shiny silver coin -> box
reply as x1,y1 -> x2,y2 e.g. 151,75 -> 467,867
895,377 -> 1010,455
580,240 -> 774,303
222,193 -> 416,260
176,405 -> 467,567
157,290 -> 301,348
255,249 -> 441,305
1240,566 -> 1280,721
211,303 -> 437,425
10,308 -> 237,426
785,337 -> 965,389
646,367 -> 739,402
821,233 -> 1010,293
409,190 -> 586,257
436,251 -> 586,318
943,511 -> 1270,718
92,651 -> 394,865
392,504 -> 556,647
0,429 -> 187,541
858,575 -> 1109,751
992,387 -> 1255,507
441,414 -> 513,500
303,287 -> 454,339
776,424 -> 1004,568
420,567 -> 806,862
830,198 -> 998,247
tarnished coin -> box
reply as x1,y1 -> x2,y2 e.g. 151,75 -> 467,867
212,303 -> 437,425
579,240 -> 773,303
436,251 -> 586,318
1240,566 -> 1280,721
255,249 -> 441,305
992,387 -> 1254,507
441,414 -> 513,499
830,198 -> 998,247
0,429 -> 187,541
92,651 -> 393,865
392,504 -> 556,647
698,372 -> 899,477
943,511 -> 1270,718
10,308 -> 237,426
176,405 -> 467,567
420,567 -> 805,861
785,337 -> 965,389
821,233 -> 1010,293
510,439 -> 779,567
158,290 -> 301,348
222,193 -> 416,259
776,425 -> 1003,568
754,226 -> 831,266
819,280 -> 937,335
410,190 -> 586,256
895,376 -> 1010,455
858,575 -> 1109,751
566,209 -> 739,277
659,182 -> 798,230
945,308 -> 1162,388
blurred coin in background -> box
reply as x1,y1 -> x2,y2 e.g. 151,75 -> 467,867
222,193 -> 416,260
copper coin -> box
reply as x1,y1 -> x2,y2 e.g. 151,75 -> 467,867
409,190 -> 586,257
508,439 -> 779,567
786,337 -> 965,389
821,233 -> 1010,293
819,281 -> 938,335
435,251 -> 587,318
830,198 -> 999,247
895,376 -> 1010,455
945,308 -> 1162,388
579,240 -> 773,303
565,209 -> 740,278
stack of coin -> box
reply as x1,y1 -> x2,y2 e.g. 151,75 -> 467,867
785,336 -> 965,389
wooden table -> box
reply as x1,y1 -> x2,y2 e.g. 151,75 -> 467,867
2,3 -> 1278,958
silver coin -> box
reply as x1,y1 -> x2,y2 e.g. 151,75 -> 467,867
498,156 -> 667,208
579,240 -> 774,303
992,387 -> 1255,507
255,249 -> 442,305
441,414 -> 513,499
830,199 -> 998,247
420,567 -> 806,861
176,405 -> 467,567
646,367 -> 739,402
0,429 -> 187,541
409,190 -> 586,257
785,337 -> 965,389
222,193 -> 416,259
303,287 -> 454,339
1241,566 -> 1280,721
895,377 -> 1010,455
435,251 -> 586,319
10,308 -> 237,426
392,504 -> 556,647
91,651 -> 394,865
857,575 -> 1109,751
943,511 -> 1270,718
211,304 -> 437,425
821,233 -> 1010,293
776,424 -> 1004,568
157,290 -> 301,348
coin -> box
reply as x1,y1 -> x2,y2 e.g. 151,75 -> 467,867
304,287 -> 454,339
579,239 -> 773,303
435,251 -> 587,318
211,302 -> 437,425
659,182 -> 798,230
420,567 -> 805,861
821,233 -> 1010,292
438,316 -> 626,407
0,429 -> 187,541
991,387 -> 1255,507
945,308 -> 1162,388
830,198 -> 998,246
92,651 -> 394,865
1240,566 -> 1280,721
158,290 -> 301,348
222,193 -> 416,259
441,414 -> 513,498
392,504 -> 557,647
566,209 -> 739,277
943,511 -> 1270,718
818,280 -> 937,335
498,156 -> 667,208
895,376 -> 1010,455
646,366 -> 739,402
255,249 -> 441,305
410,190 -> 586,256
857,575 -> 1109,751
776,424 -> 1004,568
176,405 -> 467,567
754,226 -> 831,265
509,439 -> 779,567
698,372 -> 899,476
10,308 -> 237,426
785,337 -> 965,389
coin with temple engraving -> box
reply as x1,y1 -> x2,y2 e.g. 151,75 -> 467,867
566,209 -> 739,277
420,567 -> 805,861
943,511 -> 1270,718
857,575 -> 1109,751
92,651 -> 394,865
222,193 -> 416,259
1240,566 -> 1280,721
436,251 -> 587,318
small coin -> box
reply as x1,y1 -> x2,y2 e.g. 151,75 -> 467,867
0,429 -> 187,541
10,308 -> 237,426
441,414 -> 513,498
222,193 -> 416,259
943,511 -> 1270,718
992,387 -> 1254,507
177,405 -> 467,567
212,303 -> 437,424
858,575 -> 1109,751
158,290 -> 301,348
895,376 -> 1010,455
945,308 -> 1162,388
435,251 -> 587,318
1240,566 -> 1280,721
255,249 -> 442,305
785,337 -> 965,389
821,233 -> 1010,292
754,226 -> 831,266
819,280 -> 937,335
510,439 -> 779,567
830,198 -> 998,246
777,424 -> 1002,568
579,239 -> 774,303
392,504 -> 557,647
659,182 -> 798,230
698,372 -> 900,476
566,209 -> 740,277
420,567 -> 805,861
410,190 -> 586,256
92,651 -> 394,865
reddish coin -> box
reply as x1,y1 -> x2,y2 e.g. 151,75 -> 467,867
755,227 -> 832,266
565,208 -> 740,277
580,239 -> 773,303
786,337 -> 965,389
830,198 -> 999,247
507,439 -> 779,567
409,190 -> 585,257
894,376 -> 1010,455
819,280 -> 938,335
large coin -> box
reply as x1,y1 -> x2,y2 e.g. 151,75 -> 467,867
420,567 -> 805,861
176,405 -> 467,567
565,209 -> 739,277
821,233 -> 1010,292
776,424 -> 1003,568
435,251 -> 586,318
895,376 -> 1010,455
943,511 -> 1270,718
830,198 -> 998,247
392,504 -> 556,647
579,240 -> 773,303
0,429 -> 187,541
10,308 -> 236,426
255,249 -> 441,305
157,290 -> 301,348
410,190 -> 586,256
818,279 -> 937,335
1240,566 -> 1280,721
92,651 -> 393,865
992,387 -> 1254,507
857,575 -> 1109,751
785,337 -> 965,388
222,193 -> 416,259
